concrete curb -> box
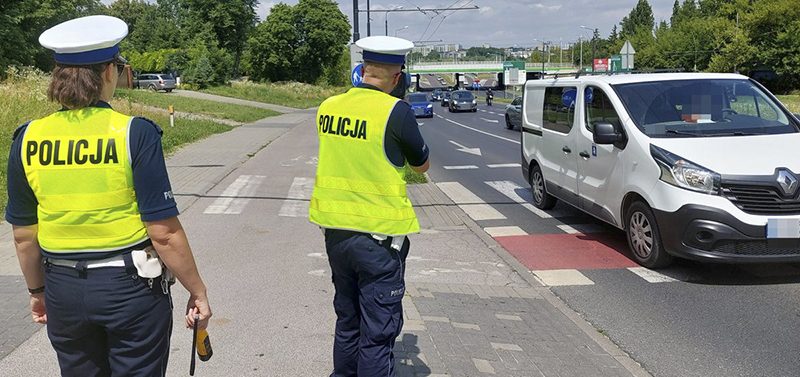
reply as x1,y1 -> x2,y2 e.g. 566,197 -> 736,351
423,180 -> 654,377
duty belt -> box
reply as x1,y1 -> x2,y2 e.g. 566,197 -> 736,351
46,254 -> 125,269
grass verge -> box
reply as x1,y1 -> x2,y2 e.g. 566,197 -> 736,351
201,81 -> 347,109
404,163 -> 428,184
0,68 -> 231,211
776,95 -> 800,113
115,88 -> 280,123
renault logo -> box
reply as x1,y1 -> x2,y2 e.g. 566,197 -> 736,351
777,170 -> 798,196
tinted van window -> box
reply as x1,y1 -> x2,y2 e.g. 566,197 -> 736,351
585,87 -> 621,132
543,87 -> 576,134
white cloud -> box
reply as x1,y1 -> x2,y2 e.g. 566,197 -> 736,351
256,1 -> 276,21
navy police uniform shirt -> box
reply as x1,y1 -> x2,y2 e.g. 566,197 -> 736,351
356,84 -> 429,168
5,101 -> 179,227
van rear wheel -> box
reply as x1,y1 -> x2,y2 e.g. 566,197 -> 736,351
529,165 -> 556,210
625,201 -> 673,269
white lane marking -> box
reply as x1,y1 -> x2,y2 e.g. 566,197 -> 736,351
488,111 -> 497,115
308,269 -> 327,277
480,109 -> 487,112
443,118 -> 519,145
460,204 -> 506,220
556,224 -> 607,234
224,175 -> 266,214
480,117 -> 499,123
484,226 -> 527,237
627,267 -> 679,283
532,269 -> 595,286
278,177 -> 315,217
204,175 -> 265,214
436,182 -> 506,221
448,140 -> 482,156
484,180 -> 552,219
436,182 -> 484,204
443,165 -> 479,170
418,122 -> 425,126
487,163 -> 520,168
436,114 -> 444,119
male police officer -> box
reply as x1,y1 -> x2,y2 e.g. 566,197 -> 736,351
309,36 -> 430,376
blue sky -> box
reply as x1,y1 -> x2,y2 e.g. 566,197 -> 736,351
102,0 -> 675,48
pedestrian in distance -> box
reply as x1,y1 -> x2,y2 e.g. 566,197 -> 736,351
309,35 -> 431,377
6,15 -> 211,376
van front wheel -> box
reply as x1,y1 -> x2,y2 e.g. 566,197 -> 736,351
625,201 -> 673,269
530,165 -> 556,210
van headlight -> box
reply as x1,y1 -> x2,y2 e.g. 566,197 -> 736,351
650,144 -> 720,195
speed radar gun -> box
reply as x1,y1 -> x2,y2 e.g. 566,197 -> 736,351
189,314 -> 213,376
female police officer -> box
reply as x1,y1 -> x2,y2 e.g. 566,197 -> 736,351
5,15 -> 211,376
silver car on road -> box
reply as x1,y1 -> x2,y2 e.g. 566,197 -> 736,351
135,73 -> 176,92
505,96 -> 522,130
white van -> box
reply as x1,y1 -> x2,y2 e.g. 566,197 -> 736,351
520,73 -> 800,268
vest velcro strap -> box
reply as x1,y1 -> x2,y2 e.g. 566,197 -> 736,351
310,197 -> 416,221
37,189 -> 136,212
315,176 -> 407,197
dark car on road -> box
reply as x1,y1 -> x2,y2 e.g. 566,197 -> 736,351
440,92 -> 451,107
406,93 -> 433,118
504,96 -> 523,130
432,89 -> 443,101
449,90 -> 477,112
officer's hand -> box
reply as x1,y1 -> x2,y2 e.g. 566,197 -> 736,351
186,294 -> 212,330
30,293 -> 47,324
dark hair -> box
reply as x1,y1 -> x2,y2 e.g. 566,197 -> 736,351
47,63 -> 108,109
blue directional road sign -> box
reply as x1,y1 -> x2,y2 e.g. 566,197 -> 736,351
351,64 -> 363,87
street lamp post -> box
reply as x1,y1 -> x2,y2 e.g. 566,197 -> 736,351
533,38 -> 547,77
581,26 -> 597,71
384,6 -> 403,36
395,25 -> 408,37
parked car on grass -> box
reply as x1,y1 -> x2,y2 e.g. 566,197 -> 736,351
521,72 -> 800,268
449,90 -> 477,112
406,93 -> 433,118
134,73 -> 176,92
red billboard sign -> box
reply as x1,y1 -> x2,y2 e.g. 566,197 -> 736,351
593,58 -> 610,72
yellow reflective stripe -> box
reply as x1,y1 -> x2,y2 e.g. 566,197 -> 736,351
39,216 -> 147,239
37,189 -> 136,212
310,197 -> 416,221
315,175 -> 407,197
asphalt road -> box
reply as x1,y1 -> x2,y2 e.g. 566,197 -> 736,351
420,101 -> 800,377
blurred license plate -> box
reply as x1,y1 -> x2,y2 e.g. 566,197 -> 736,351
766,218 -> 800,238
414,108 -> 424,115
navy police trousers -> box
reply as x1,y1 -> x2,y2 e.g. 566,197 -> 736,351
325,229 -> 410,377
44,253 -> 173,377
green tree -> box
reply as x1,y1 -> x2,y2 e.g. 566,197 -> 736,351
292,0 -> 350,84
182,0 -> 258,77
621,0 -> 655,36
248,3 -> 295,82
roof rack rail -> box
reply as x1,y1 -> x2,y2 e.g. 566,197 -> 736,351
574,67 -> 685,79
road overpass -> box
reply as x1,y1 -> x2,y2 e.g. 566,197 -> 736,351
407,61 -> 576,74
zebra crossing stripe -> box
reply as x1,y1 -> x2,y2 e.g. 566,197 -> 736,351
627,267 -> 679,283
532,269 -> 594,286
278,177 -> 315,217
436,182 -> 506,221
484,180 -> 552,219
204,175 -> 265,214
484,226 -> 527,237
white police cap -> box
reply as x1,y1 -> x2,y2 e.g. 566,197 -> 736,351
39,15 -> 128,65
356,36 -> 414,65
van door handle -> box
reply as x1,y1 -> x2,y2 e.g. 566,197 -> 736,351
562,146 -> 572,154
579,151 -> 591,159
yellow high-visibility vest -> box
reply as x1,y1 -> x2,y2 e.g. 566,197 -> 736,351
22,107 -> 149,253
309,88 -> 420,236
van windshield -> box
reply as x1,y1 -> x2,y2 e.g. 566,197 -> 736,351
613,79 -> 798,138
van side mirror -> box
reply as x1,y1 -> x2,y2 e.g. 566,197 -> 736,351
593,122 -> 623,145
